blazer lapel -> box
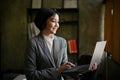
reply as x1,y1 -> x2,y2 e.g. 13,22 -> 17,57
38,34 -> 56,67
53,36 -> 61,67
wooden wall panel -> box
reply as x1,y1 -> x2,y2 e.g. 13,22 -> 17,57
104,0 -> 113,53
105,0 -> 120,64
112,0 -> 120,63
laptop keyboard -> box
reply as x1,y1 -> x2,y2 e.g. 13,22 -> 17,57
63,64 -> 89,73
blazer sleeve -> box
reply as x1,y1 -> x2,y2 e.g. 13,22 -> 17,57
61,39 -> 68,64
25,39 -> 61,80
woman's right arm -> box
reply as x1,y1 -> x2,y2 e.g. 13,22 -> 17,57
25,40 -> 61,80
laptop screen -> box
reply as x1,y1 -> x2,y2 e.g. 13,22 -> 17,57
89,41 -> 106,70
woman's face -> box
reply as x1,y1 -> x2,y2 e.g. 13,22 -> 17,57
45,14 -> 59,34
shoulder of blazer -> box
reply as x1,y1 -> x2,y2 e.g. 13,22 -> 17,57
54,35 -> 66,42
54,35 -> 67,47
29,34 -> 44,46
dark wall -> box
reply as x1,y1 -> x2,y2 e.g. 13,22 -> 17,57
0,0 -> 30,71
79,0 -> 105,55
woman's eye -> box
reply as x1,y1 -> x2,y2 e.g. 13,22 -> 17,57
51,19 -> 59,23
52,20 -> 55,22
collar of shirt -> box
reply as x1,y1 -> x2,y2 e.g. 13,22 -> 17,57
43,34 -> 54,53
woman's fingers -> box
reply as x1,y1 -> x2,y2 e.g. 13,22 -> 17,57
66,62 -> 76,67
91,62 -> 97,71
56,62 -> 75,72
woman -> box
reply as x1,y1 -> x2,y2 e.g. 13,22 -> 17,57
25,8 -> 97,80
25,8 -> 75,80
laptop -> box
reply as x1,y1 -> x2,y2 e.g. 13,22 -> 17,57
62,41 -> 107,74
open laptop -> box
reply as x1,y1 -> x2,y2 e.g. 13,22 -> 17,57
62,41 -> 107,74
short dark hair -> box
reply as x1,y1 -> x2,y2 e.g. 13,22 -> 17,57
34,8 -> 57,31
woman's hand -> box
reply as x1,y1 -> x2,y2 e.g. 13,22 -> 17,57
91,62 -> 97,71
56,62 -> 75,73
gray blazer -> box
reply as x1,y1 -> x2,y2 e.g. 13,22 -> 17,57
25,34 -> 68,80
